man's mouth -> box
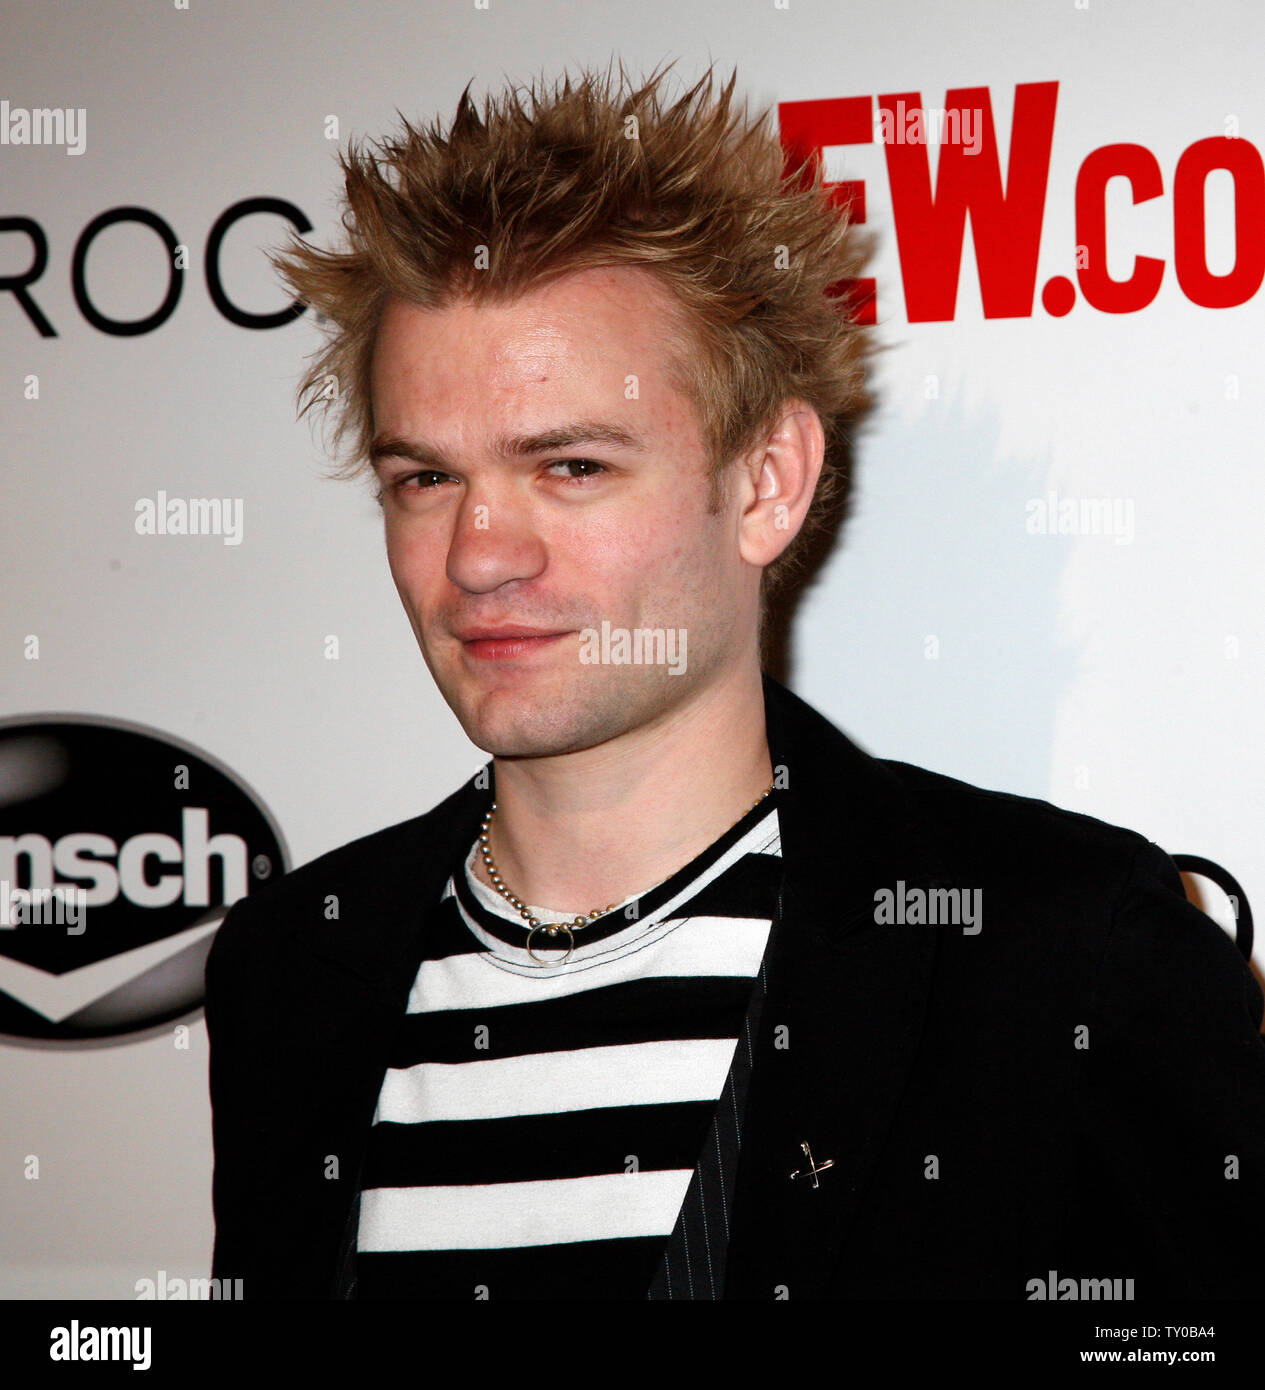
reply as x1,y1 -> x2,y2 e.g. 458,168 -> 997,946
455,627 -> 572,661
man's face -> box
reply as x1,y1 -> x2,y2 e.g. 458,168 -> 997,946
368,265 -> 759,759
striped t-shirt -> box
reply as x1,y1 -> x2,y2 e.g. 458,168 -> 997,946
353,790 -> 784,1300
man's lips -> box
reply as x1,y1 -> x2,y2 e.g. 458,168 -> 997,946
455,626 -> 569,642
456,627 -> 572,661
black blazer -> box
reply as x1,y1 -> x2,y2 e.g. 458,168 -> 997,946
205,672 -> 1265,1298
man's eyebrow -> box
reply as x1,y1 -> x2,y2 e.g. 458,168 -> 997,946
368,421 -> 648,470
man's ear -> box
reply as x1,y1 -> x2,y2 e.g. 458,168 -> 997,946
736,401 -> 826,570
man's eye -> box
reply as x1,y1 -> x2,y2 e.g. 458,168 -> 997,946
548,459 -> 606,481
396,470 -> 447,490
380,460 -> 605,501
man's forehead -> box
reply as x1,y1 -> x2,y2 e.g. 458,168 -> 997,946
369,268 -> 698,435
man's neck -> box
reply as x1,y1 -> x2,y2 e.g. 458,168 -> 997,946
473,663 -> 772,914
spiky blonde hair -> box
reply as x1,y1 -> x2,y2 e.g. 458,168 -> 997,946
270,60 -> 874,595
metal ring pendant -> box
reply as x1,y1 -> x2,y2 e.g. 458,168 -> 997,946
525,922 -> 576,964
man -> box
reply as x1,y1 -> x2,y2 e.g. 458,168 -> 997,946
205,63 -> 1265,1300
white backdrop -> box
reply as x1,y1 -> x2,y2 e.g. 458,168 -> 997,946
2,0 -> 1261,1298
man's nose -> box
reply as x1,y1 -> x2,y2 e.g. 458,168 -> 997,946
444,487 -> 549,594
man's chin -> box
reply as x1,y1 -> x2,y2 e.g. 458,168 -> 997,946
447,672 -> 635,760
431,648 -> 695,758
462,724 -> 595,760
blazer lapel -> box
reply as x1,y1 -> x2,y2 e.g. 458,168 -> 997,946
722,674 -> 950,1298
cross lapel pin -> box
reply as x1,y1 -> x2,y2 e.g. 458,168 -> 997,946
788,1139 -> 835,1189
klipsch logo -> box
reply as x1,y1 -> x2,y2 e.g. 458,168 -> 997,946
0,717 -> 287,1042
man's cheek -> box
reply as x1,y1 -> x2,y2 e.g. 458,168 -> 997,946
384,529 -> 426,593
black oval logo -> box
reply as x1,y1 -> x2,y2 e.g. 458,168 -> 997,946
0,717 -> 288,1042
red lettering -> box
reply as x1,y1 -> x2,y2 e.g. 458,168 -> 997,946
1074,144 -> 1165,313
1173,137 -> 1265,309
777,95 -> 876,323
880,82 -> 1059,321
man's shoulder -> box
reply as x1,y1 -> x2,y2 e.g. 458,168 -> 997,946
863,755 -> 1219,992
770,675 -> 1165,891
876,754 -> 1172,897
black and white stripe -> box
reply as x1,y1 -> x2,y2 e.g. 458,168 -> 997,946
354,793 -> 784,1300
